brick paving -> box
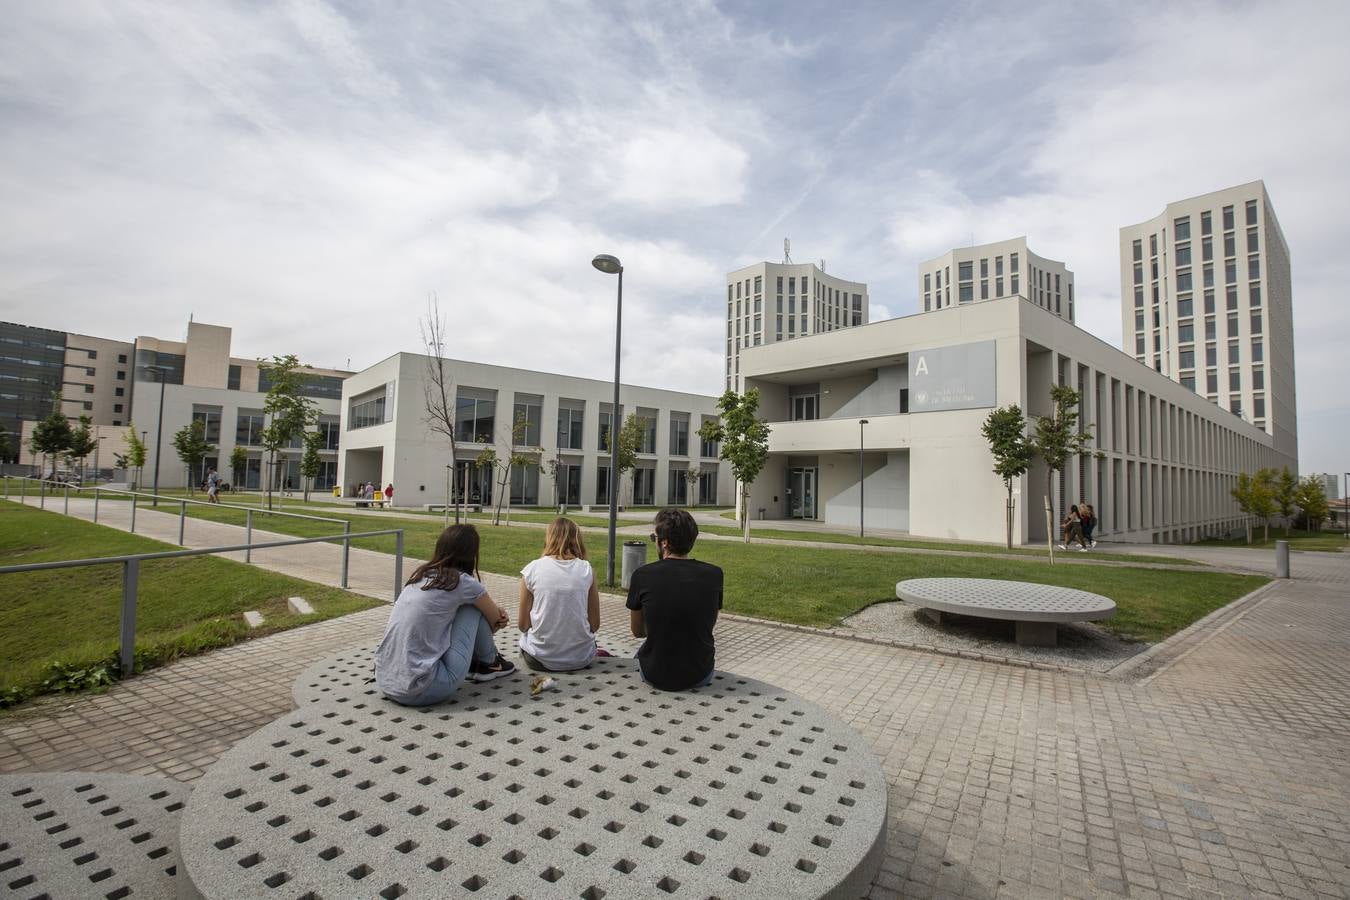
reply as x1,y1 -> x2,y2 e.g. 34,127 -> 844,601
2,498 -> 1348,898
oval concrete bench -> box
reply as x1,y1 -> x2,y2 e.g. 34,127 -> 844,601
896,577 -> 1116,647
178,646 -> 887,899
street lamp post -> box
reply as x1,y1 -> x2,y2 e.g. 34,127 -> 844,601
592,253 -> 623,587
147,366 -> 168,507
858,419 -> 869,537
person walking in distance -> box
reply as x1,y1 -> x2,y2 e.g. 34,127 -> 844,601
205,468 -> 221,504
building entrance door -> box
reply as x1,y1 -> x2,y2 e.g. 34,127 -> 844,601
787,467 -> 816,519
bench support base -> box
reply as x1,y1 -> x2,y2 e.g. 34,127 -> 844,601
1015,621 -> 1058,647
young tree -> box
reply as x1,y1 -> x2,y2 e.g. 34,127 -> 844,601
299,429 -> 324,503
258,355 -> 319,510
172,419 -> 214,494
1249,467 -> 1277,543
29,392 -> 73,479
125,425 -> 147,489
981,404 -> 1033,549
683,462 -> 702,507
420,294 -> 461,523
1028,385 -> 1103,557
697,389 -> 770,544
1231,471 -> 1256,544
229,445 -> 248,491
67,415 -> 99,483
1294,476 -> 1329,533
478,413 -> 538,525
1273,467 -> 1299,536
615,413 -> 645,507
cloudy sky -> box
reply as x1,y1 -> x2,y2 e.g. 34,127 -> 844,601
2,0 -> 1347,479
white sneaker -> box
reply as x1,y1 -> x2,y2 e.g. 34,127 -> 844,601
1057,543 -> 1067,550
1077,546 -> 1088,552
1091,541 -> 1097,548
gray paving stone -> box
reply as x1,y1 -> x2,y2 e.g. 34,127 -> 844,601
0,772 -> 189,899
178,651 -> 888,898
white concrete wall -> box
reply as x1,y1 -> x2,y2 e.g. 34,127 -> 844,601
742,295 -> 1293,545
337,353 -> 732,509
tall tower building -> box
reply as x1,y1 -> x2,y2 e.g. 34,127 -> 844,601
1119,181 -> 1296,461
723,261 -> 868,393
918,237 -> 1075,321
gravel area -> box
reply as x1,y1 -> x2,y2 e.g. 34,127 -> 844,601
836,600 -> 1147,673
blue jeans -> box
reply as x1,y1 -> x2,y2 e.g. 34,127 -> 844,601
401,605 -> 497,706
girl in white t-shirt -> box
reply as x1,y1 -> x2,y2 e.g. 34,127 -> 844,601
518,517 -> 601,672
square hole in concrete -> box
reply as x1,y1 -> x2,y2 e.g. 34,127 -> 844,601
612,858 -> 636,874
318,846 -> 342,861
728,867 -> 751,883
426,857 -> 449,872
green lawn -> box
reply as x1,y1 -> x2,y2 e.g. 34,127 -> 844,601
139,503 -> 1264,643
696,523 -> 1199,566
1199,530 -> 1348,553
0,503 -> 381,705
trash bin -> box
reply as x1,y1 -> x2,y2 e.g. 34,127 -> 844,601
621,540 -> 648,589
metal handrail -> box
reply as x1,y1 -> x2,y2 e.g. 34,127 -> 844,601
0,528 -> 406,678
4,477 -> 357,583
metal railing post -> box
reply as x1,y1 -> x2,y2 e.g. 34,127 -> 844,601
394,530 -> 404,600
94,488 -> 100,523
120,559 -> 139,677
130,494 -> 137,533
245,510 -> 253,563
179,500 -> 187,545
2,476 -> 7,500
20,477 -> 25,503
64,482 -> 70,514
341,520 -> 351,589
40,478 -> 46,509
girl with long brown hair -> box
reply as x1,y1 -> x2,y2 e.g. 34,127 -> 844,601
517,517 -> 602,672
374,524 -> 515,705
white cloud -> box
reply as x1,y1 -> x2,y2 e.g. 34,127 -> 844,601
607,127 -> 747,209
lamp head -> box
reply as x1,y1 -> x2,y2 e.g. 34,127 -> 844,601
591,254 -> 622,275
860,419 -> 870,425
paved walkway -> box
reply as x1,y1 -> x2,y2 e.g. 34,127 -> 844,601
2,499 -> 1348,897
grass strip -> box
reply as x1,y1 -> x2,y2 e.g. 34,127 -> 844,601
144,502 -> 1262,642
0,502 -> 381,705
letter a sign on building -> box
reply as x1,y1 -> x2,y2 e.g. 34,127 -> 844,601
907,340 -> 996,413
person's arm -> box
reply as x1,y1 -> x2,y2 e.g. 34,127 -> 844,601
518,579 -> 534,633
629,607 -> 646,638
587,575 -> 600,633
474,591 -> 509,632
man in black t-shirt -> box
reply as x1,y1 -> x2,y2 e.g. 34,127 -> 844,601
626,508 -> 723,691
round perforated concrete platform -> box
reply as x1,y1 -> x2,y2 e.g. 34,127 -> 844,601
179,646 -> 887,899
896,577 -> 1116,622
0,772 -> 189,900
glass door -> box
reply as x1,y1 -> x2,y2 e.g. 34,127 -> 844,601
787,467 -> 817,518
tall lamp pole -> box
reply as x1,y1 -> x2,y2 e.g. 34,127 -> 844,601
858,419 -> 869,537
592,253 -> 623,587
147,366 -> 168,507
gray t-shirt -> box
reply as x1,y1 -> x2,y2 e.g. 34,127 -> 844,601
375,572 -> 486,700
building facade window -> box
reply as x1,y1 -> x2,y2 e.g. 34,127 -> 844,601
236,410 -> 266,445
669,412 -> 689,456
349,388 -> 388,431
455,388 -> 496,442
557,400 -> 584,450
512,393 -> 543,446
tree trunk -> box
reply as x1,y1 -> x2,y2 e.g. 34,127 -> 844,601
1005,485 -> 1015,550
742,486 -> 751,544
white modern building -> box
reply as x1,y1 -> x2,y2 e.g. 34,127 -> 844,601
10,319 -> 350,489
1119,181 -> 1296,463
739,294 -> 1295,545
724,261 -> 868,394
919,237 -> 1075,322
1315,473 -> 1340,501
338,353 -> 731,510
131,322 -> 349,490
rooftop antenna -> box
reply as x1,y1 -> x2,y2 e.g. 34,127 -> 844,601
783,238 -> 792,264
819,258 -> 826,273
